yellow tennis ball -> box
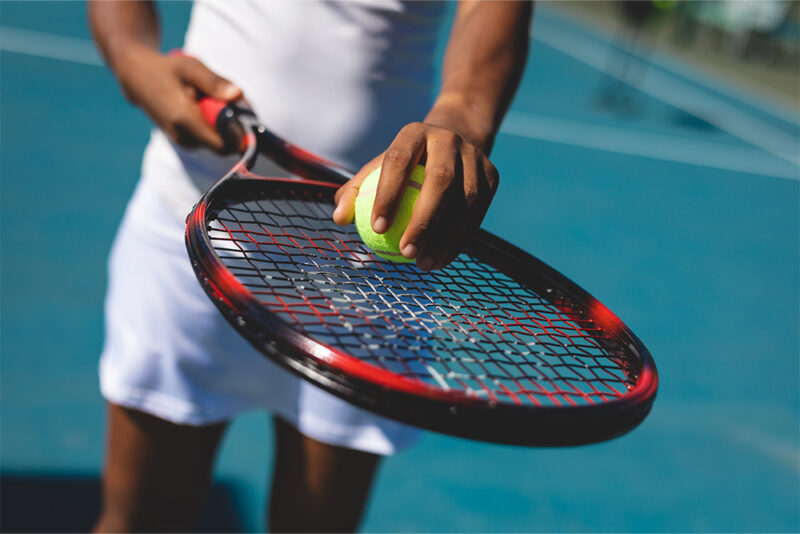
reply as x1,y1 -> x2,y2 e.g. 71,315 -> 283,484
355,165 -> 424,263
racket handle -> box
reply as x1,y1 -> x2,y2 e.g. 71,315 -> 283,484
198,97 -> 252,153
198,97 -> 229,129
200,96 -> 355,183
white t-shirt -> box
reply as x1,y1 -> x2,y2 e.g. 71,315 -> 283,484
142,0 -> 449,220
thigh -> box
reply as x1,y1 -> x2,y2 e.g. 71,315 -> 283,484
95,403 -> 227,533
100,176 -> 301,426
269,416 -> 381,533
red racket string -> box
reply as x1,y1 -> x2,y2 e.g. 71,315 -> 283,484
206,182 -> 637,408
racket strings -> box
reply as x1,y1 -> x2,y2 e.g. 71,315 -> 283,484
208,185 -> 636,407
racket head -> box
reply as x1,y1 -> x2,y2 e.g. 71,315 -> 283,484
186,167 -> 658,446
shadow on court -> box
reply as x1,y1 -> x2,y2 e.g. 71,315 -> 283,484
0,472 -> 246,532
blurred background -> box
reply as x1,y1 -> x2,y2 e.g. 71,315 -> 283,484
1,1 -> 798,532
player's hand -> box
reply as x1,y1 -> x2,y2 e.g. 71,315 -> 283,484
113,47 -> 242,152
333,121 -> 499,272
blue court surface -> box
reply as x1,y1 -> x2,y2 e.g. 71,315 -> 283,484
1,2 -> 798,532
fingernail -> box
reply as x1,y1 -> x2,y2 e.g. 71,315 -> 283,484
417,257 -> 433,271
221,83 -> 239,100
373,216 -> 388,234
402,243 -> 418,259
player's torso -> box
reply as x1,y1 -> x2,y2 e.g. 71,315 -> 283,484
184,0 -> 449,165
143,0 -> 450,221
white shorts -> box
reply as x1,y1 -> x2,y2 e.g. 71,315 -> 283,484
99,174 -> 420,455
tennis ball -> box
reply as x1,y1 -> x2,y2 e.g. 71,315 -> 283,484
355,165 -> 424,262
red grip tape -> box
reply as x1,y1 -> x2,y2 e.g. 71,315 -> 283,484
198,97 -> 227,128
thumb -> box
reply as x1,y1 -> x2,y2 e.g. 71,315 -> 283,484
333,154 -> 382,225
333,183 -> 359,225
179,57 -> 242,101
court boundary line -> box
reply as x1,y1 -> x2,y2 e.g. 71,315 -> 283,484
500,111 -> 799,181
0,26 -> 102,66
535,6 -> 800,126
531,11 -> 800,168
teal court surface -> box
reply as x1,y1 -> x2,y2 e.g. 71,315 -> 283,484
1,2 -> 798,532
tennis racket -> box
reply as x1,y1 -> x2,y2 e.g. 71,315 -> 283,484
185,97 -> 658,446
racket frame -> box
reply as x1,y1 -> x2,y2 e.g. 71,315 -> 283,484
185,101 -> 658,446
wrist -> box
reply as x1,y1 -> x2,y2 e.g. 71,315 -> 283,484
425,93 -> 497,153
104,38 -> 159,78
107,43 -> 163,104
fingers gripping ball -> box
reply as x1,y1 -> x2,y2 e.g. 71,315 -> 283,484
355,165 -> 424,263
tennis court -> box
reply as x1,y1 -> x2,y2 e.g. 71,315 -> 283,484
1,2 -> 798,531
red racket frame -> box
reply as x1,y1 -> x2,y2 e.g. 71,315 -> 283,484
185,99 -> 658,446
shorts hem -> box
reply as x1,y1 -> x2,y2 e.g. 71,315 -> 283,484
291,410 -> 421,455
100,380 -> 242,426
271,410 -> 422,456
100,380 -> 419,455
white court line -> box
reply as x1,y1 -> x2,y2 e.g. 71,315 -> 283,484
727,424 -> 800,474
532,18 -> 800,168
654,408 -> 800,474
0,26 -> 102,66
501,111 -> 800,180
536,8 -> 800,125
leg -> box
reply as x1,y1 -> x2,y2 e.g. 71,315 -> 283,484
94,403 -> 227,533
268,416 -> 381,533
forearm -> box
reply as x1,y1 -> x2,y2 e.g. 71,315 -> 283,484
88,0 -> 160,74
426,0 -> 532,153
